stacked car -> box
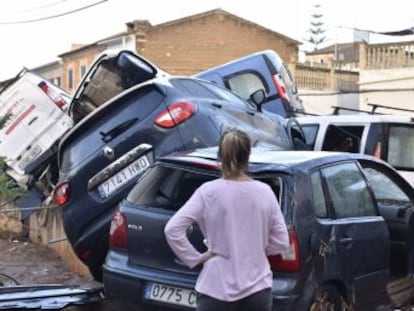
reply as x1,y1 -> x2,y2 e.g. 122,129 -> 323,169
52,49 -> 301,280
6,48 -> 413,310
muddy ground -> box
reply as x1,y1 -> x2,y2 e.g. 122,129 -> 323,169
0,236 -> 114,310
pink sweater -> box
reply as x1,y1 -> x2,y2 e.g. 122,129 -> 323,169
164,178 -> 289,301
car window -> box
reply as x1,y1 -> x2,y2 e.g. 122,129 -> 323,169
321,162 -> 376,218
310,171 -> 328,218
227,72 -> 266,100
363,166 -> 413,207
171,78 -> 220,99
59,87 -> 164,172
299,124 -> 320,149
387,125 -> 414,170
260,177 -> 284,207
127,165 -> 217,209
198,80 -> 255,109
322,125 -> 363,153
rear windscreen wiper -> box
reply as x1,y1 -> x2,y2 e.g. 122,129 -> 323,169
100,117 -> 139,142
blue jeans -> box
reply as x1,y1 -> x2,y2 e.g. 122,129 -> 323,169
197,288 -> 272,311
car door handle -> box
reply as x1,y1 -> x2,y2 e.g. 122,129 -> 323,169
246,111 -> 254,116
211,103 -> 222,108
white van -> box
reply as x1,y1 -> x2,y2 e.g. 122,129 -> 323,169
297,114 -> 414,186
0,70 -> 73,188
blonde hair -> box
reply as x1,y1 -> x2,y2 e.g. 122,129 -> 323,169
218,129 -> 251,178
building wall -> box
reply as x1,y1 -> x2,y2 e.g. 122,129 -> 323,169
139,13 -> 298,75
33,62 -> 64,87
358,67 -> 414,114
60,45 -> 106,93
299,89 -> 359,115
306,53 -> 333,67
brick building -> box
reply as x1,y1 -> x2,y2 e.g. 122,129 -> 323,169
58,8 -> 300,91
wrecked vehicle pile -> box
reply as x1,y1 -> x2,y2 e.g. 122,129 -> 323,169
52,49 -> 299,281
102,148 -> 414,310
2,49 -> 414,310
0,69 -> 73,210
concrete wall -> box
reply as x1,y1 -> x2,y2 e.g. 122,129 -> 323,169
359,67 -> 414,115
299,89 -> 360,115
28,205 -> 90,277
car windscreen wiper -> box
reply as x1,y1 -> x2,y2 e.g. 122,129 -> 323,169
100,117 -> 139,142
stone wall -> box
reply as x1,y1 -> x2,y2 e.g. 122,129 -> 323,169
28,204 -> 91,277
0,198 -> 90,277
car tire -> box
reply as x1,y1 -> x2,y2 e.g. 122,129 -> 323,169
309,284 -> 349,311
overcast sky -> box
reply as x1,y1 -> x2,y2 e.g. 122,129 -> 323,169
1,0 -> 414,81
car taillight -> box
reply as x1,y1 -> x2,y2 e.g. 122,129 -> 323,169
38,81 -> 66,109
53,182 -> 71,206
268,230 -> 300,272
109,210 -> 128,249
272,74 -> 288,101
154,102 -> 195,128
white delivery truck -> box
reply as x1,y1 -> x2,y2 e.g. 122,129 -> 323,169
0,69 -> 73,194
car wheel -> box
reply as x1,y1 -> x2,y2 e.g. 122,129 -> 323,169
309,285 -> 349,311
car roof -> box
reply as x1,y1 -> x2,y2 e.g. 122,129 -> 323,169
296,114 -> 414,124
159,147 -> 381,173
194,49 -> 280,76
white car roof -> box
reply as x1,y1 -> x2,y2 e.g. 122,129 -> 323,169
296,114 -> 414,125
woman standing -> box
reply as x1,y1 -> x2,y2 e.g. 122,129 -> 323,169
164,129 -> 289,311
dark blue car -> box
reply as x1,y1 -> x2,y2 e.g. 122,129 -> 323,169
103,148 -> 414,310
53,50 -> 293,281
195,49 -> 304,118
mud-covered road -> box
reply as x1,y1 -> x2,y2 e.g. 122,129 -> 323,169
0,238 -> 114,310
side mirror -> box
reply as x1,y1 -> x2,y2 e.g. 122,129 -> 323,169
249,89 -> 266,112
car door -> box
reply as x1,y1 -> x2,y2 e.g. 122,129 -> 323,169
310,161 -> 390,308
360,159 -> 414,276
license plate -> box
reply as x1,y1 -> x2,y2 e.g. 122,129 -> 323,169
97,155 -> 150,198
145,282 -> 197,308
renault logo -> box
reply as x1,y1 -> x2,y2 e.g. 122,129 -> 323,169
103,146 -> 115,160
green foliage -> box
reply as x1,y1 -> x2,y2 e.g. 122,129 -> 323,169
0,115 -> 28,202
0,158 -> 27,201
0,113 -> 11,130
306,3 -> 327,51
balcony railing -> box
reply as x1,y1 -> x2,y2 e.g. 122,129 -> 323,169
294,64 -> 359,92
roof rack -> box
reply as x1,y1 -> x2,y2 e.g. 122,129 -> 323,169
331,106 -> 380,115
367,103 -> 414,114
332,103 -> 414,115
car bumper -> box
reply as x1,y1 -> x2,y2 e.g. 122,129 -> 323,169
103,251 -> 303,311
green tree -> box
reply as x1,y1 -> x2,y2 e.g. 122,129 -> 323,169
0,114 -> 27,201
307,3 -> 327,51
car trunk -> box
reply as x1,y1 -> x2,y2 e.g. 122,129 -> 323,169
122,164 -> 219,274
124,203 -> 204,275
59,85 -> 166,173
